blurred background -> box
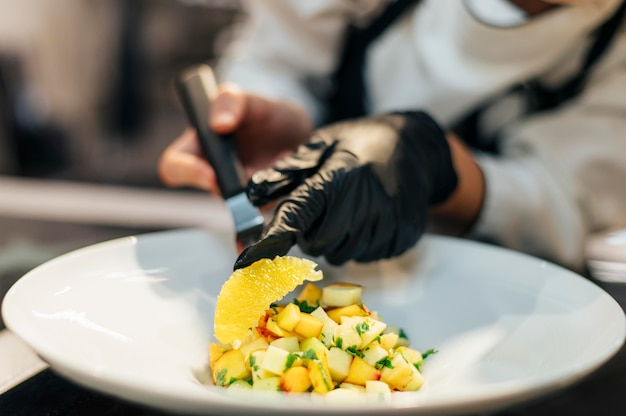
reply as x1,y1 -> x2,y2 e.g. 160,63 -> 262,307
0,0 -> 243,328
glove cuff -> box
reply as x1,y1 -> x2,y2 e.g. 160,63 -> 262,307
396,111 -> 458,205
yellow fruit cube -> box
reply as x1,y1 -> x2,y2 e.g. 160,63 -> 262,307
248,350 -> 275,381
395,346 -> 423,367
280,366 -> 312,393
333,322 -> 362,351
327,347 -> 353,383
343,356 -> 381,386
269,336 -> 300,353
379,332 -> 399,350
310,306 -> 339,348
252,376 -> 281,391
297,282 -> 323,304
362,344 -> 389,368
327,304 -> 367,324
266,317 -> 298,339
321,282 -> 363,307
294,312 -> 324,338
240,337 -> 269,362
260,345 -> 294,375
212,349 -> 250,386
365,380 -> 392,401
209,342 -> 229,369
380,353 -> 414,391
276,302 -> 301,331
308,355 -> 335,393
403,362 -> 425,391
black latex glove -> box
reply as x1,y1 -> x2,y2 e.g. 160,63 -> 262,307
234,111 -> 458,269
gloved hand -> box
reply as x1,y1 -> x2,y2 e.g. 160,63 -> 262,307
234,111 -> 458,269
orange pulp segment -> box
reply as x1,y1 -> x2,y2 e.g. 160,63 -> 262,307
214,256 -> 323,345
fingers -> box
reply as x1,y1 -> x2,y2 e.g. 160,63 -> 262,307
157,128 -> 218,193
211,83 -> 246,134
234,234 -> 296,270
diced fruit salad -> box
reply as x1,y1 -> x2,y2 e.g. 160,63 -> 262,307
206,282 -> 436,396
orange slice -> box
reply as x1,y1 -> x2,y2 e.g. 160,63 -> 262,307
214,256 -> 323,345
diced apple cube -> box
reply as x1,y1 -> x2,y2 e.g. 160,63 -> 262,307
228,379 -> 253,390
341,316 -> 387,349
276,302 -> 301,331
270,336 -> 300,353
365,380 -> 391,401
261,345 -> 294,375
252,376 -> 281,392
362,344 -> 389,368
327,304 -> 368,324
294,312 -> 324,338
343,356 -> 381,386
300,337 -> 329,362
248,350 -> 274,381
338,382 -> 366,392
333,322 -> 362,351
280,366 -> 312,393
321,283 -> 363,307
324,387 -> 362,403
327,347 -> 353,383
212,349 -> 250,386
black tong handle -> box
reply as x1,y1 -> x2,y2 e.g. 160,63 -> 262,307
176,64 -> 246,199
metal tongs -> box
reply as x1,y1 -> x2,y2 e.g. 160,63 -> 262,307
176,64 -> 264,249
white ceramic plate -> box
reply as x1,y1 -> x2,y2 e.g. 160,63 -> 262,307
2,228 -> 625,415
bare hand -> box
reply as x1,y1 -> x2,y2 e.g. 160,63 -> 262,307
158,83 -> 313,194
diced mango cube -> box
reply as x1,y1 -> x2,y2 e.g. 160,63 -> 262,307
327,304 -> 368,323
308,355 -> 335,393
297,282 -> 323,304
212,349 -> 250,386
276,302 -> 301,331
343,356 -> 381,386
280,366 -> 312,393
294,312 -> 324,338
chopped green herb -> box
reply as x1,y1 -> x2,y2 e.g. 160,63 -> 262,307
248,355 -> 256,367
286,352 -> 299,368
293,299 -> 318,313
229,377 -> 237,384
346,345 -> 364,358
302,348 -> 318,360
375,356 -> 394,370
215,369 -> 228,386
355,321 -> 370,335
335,337 -> 343,349
398,328 -> 409,340
422,348 -> 438,359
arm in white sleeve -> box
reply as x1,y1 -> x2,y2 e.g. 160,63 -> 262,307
469,44 -> 626,272
216,0 -> 385,124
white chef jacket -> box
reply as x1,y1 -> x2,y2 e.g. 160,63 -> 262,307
217,0 -> 626,272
